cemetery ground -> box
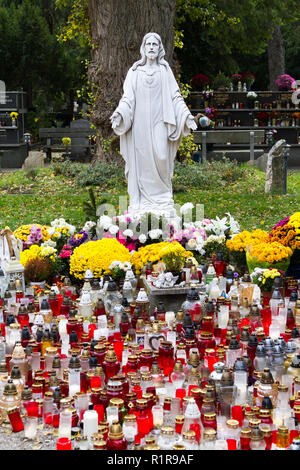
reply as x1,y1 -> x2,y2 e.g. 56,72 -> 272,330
0,160 -> 299,232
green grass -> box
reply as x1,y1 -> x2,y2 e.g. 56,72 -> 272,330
0,164 -> 299,232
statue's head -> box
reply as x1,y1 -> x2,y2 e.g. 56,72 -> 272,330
132,32 -> 167,70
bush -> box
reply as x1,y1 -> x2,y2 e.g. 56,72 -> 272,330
74,162 -> 125,187
50,160 -> 125,188
173,156 -> 246,190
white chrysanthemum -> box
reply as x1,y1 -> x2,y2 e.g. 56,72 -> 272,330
180,202 -> 194,215
82,221 -> 96,231
41,240 -> 57,248
98,215 -> 113,230
108,224 -> 119,235
109,261 -> 122,270
123,261 -> 132,270
139,234 -> 147,244
148,229 -> 163,240
205,234 -> 226,245
123,229 -> 134,238
187,238 -> 197,250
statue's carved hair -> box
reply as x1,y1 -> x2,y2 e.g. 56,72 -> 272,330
132,32 -> 168,70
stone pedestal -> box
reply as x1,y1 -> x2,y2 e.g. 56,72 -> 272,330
143,277 -> 201,314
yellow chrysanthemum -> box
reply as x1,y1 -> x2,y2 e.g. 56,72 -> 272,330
226,229 -> 269,253
131,241 -> 192,274
70,238 -> 131,280
14,224 -> 51,243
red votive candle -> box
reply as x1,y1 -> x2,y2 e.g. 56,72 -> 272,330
56,437 -> 72,450
231,405 -> 244,427
8,407 -> 24,432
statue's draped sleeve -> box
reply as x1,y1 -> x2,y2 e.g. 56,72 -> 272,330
113,67 -> 137,175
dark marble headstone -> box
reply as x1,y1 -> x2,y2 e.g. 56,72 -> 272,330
69,119 -> 92,158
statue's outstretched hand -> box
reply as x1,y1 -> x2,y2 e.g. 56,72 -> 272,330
110,111 -> 122,129
186,115 -> 198,131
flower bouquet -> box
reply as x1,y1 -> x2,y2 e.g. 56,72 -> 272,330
69,238 -> 131,280
131,241 -> 192,275
241,72 -> 255,89
269,211 -> 300,274
10,112 -> 18,126
250,267 -> 284,292
160,243 -> 192,273
20,244 -> 57,283
231,74 -> 242,89
275,74 -> 295,91
246,241 -> 293,273
247,91 -> 258,108
191,74 -> 211,91
202,89 -> 214,101
226,229 -> 269,270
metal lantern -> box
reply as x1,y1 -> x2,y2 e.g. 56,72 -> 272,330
3,257 -> 25,293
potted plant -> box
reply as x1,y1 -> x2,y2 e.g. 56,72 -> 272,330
241,72 -> 256,90
212,72 -> 231,91
230,73 -> 242,90
275,74 -> 295,91
23,257 -> 55,286
246,91 -> 258,108
251,267 -> 284,306
190,73 -> 211,91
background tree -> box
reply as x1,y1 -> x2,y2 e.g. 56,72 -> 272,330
0,0 -> 89,138
86,0 -> 177,163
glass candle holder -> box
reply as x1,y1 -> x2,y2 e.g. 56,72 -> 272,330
83,409 -> 98,441
56,437 -> 72,450
24,416 -> 38,439
93,404 -> 105,424
26,401 -> 39,417
7,407 -> 24,432
43,395 -> 54,427
58,409 -> 72,438
106,406 -> 119,426
152,404 -> 163,430
122,414 -> 138,443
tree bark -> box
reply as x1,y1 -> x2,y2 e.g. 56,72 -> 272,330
267,26 -> 285,91
87,0 -> 176,164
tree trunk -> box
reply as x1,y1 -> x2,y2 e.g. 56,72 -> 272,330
87,0 -> 176,164
267,26 -> 285,91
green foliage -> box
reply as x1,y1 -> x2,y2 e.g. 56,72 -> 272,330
56,0 -> 90,46
0,0 -> 90,137
174,29 -> 184,49
176,0 -> 300,87
177,134 -> 199,163
203,239 -> 230,263
173,157 -> 246,191
82,187 -> 104,223
212,71 -> 231,90
25,168 -> 38,181
50,160 -> 125,188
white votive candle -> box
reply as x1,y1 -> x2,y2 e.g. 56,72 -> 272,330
83,410 -> 98,440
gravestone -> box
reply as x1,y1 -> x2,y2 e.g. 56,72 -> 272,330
265,139 -> 286,194
22,150 -> 46,169
69,118 -> 92,159
247,153 -> 269,172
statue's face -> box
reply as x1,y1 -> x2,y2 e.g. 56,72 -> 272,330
144,35 -> 160,61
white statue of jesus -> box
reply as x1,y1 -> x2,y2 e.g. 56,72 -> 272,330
110,32 -> 197,214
